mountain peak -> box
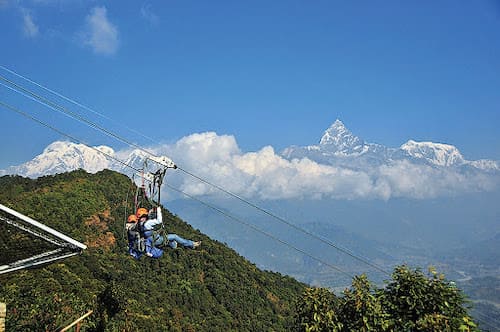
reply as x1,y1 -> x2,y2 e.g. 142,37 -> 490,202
331,119 -> 347,130
319,119 -> 364,151
319,119 -> 348,144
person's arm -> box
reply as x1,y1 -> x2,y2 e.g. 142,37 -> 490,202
146,208 -> 163,228
156,206 -> 162,224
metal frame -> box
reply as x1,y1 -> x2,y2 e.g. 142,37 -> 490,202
0,203 -> 87,274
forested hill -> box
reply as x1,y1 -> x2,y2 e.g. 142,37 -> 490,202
0,169 -> 306,331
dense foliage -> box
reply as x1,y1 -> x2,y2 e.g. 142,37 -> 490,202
294,266 -> 478,331
0,170 -> 480,331
0,170 -> 305,331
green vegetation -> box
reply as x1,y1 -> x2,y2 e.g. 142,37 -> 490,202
0,170 -> 305,331
294,266 -> 478,331
0,170 -> 480,331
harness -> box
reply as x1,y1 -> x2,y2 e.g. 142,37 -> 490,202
127,222 -> 145,253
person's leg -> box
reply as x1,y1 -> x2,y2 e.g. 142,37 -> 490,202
167,233 -> 194,248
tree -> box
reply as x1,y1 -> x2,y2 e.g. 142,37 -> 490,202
294,287 -> 343,332
294,265 -> 478,332
381,265 -> 478,332
340,274 -> 392,331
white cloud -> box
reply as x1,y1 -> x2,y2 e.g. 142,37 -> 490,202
140,3 -> 159,26
22,10 -> 39,38
82,6 -> 119,55
377,160 -> 497,199
144,132 -> 499,201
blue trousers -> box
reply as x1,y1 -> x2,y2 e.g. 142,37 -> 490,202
145,233 -> 196,258
166,233 -> 195,249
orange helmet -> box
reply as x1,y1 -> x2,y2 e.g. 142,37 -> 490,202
127,214 -> 138,223
136,207 -> 148,218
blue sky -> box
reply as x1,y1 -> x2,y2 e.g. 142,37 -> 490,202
1,0 -> 499,169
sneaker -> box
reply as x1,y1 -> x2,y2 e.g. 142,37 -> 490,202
193,241 -> 201,249
146,252 -> 153,257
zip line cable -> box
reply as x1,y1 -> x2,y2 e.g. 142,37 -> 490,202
0,65 -> 158,144
0,72 -> 391,276
2,78 -> 392,276
0,100 -> 353,280
3,78 -> 385,273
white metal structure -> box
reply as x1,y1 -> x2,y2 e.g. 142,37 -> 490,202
0,203 -> 87,274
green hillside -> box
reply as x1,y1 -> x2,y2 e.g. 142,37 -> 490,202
0,170 -> 306,331
0,169 -> 482,331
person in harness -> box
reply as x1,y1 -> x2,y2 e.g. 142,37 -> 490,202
137,206 -> 201,258
126,214 -> 142,259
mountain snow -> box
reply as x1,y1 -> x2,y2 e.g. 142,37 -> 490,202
282,119 -> 498,171
319,119 -> 365,151
1,120 -> 498,180
400,140 -> 464,167
1,141 -> 114,178
282,120 -> 393,169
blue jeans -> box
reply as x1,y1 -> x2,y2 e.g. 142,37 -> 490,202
166,234 -> 195,249
146,234 -> 195,258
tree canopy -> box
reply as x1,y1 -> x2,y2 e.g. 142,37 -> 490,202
294,266 -> 478,331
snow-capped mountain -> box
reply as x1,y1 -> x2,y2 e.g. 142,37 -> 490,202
0,141 -> 167,180
1,141 -> 114,178
282,120 -> 499,171
283,120 -> 385,157
283,120 -> 392,168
